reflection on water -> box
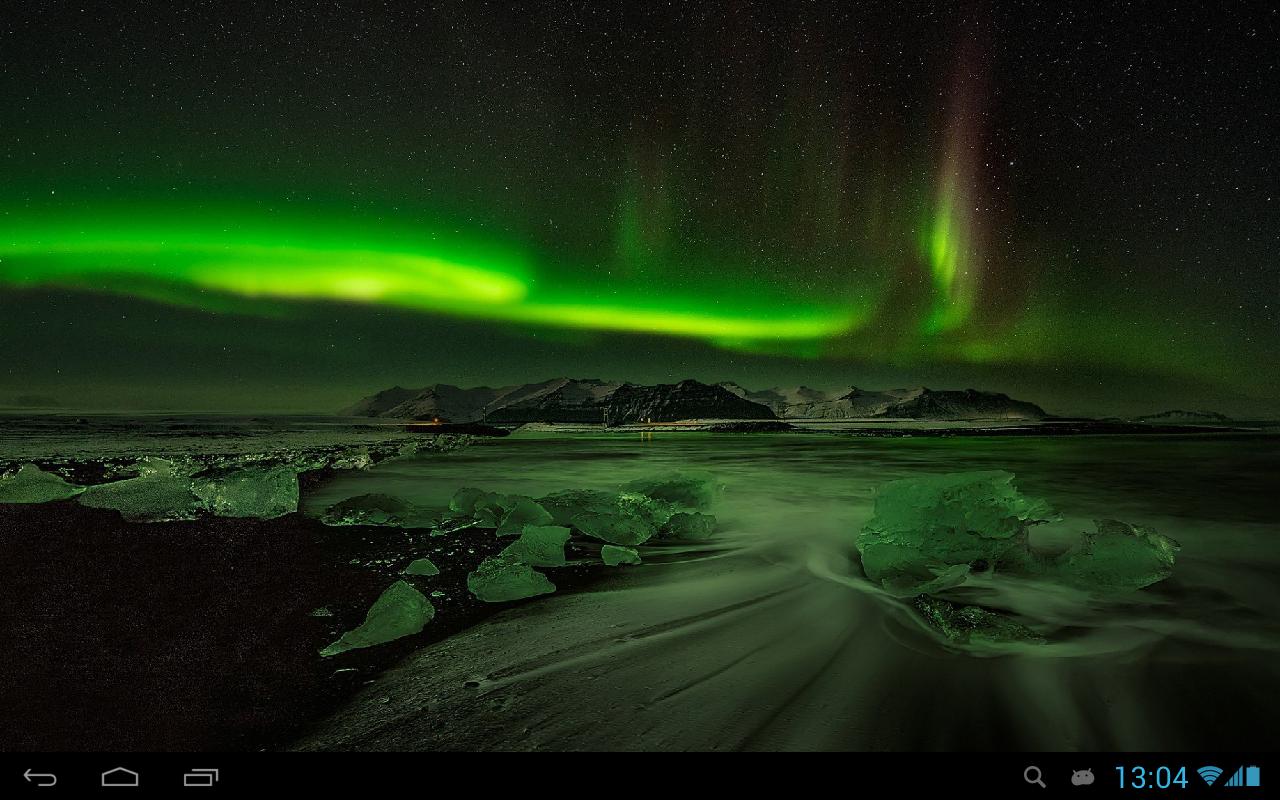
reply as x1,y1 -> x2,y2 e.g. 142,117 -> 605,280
304,432 -> 1280,750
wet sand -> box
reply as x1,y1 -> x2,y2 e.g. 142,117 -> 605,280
294,523 -> 1280,751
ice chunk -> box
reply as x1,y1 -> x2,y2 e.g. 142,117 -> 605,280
466,552 -> 556,602
322,493 -> 414,526
913,596 -> 1046,646
537,489 -> 619,526
660,511 -> 717,540
446,487 -> 513,527
616,492 -> 678,529
857,470 -> 1057,594
601,544 -> 641,566
0,464 -> 83,503
470,492 -> 512,528
859,472 -> 1179,597
325,447 -> 375,471
402,557 -> 440,577
620,470 -> 719,511
1046,519 -> 1180,592
494,496 -> 554,536
320,580 -> 435,657
449,487 -> 488,514
193,467 -> 298,519
570,512 -> 655,546
77,458 -> 201,521
445,480 -> 701,547
500,524 -> 571,567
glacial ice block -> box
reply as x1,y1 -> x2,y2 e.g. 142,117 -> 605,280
320,580 -> 435,657
440,475 -> 715,563
537,489 -> 620,526
660,511 -> 717,540
570,511 -> 655,546
856,470 -> 1057,594
601,544 -> 641,566
1041,519 -> 1180,592
402,557 -> 440,577
77,458 -> 202,522
620,471 -> 720,511
449,487 -> 488,515
494,496 -> 555,536
500,524 -> 572,567
613,492 -> 677,529
0,464 -> 83,503
474,495 -> 512,527
323,493 -> 414,526
858,471 -> 1180,597
193,467 -> 299,519
466,552 -> 557,602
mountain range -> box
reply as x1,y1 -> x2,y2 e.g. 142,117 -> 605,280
343,378 -> 1048,425
717,382 -> 1047,420
1133,409 -> 1231,423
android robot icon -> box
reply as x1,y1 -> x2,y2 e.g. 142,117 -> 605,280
1071,769 -> 1095,786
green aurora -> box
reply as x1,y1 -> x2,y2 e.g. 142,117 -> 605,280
0,3 -> 1275,413
0,185 -> 1271,411
0,207 -> 865,345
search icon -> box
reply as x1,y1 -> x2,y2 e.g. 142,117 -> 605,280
1024,766 -> 1047,788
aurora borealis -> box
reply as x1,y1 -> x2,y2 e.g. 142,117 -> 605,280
0,207 -> 862,343
1,2 -> 1277,414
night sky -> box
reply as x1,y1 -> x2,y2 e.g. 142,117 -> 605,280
1,2 -> 1276,415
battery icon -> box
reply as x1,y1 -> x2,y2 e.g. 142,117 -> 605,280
1223,766 -> 1261,787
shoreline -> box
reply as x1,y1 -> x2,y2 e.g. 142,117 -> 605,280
2,422 -> 1277,751
0,499 -> 607,751
502,418 -> 1271,436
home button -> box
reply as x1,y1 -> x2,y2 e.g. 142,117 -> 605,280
102,767 -> 140,788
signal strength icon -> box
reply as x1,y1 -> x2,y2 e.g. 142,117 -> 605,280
1198,766 -> 1223,786
1222,766 -> 1261,788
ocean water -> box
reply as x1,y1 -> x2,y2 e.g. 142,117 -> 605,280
301,431 -> 1280,751
0,413 -> 417,462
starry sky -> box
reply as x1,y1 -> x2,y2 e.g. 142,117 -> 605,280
1,1 -> 1276,415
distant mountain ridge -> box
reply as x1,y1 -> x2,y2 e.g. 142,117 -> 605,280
717,383 -> 1047,421
344,378 -> 1048,424
1134,409 -> 1231,423
341,378 -> 771,425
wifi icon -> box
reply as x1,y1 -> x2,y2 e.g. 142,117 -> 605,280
1198,766 -> 1224,786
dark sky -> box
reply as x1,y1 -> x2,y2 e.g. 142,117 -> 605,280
1,1 -> 1276,415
